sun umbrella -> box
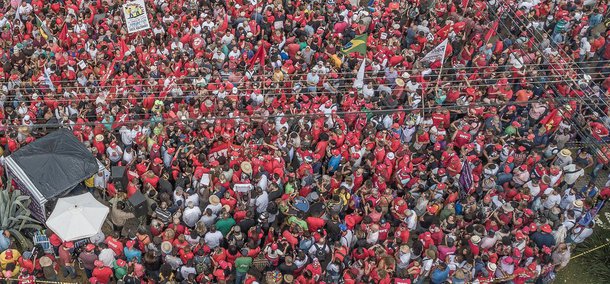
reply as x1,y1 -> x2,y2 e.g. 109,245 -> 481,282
45,192 -> 109,241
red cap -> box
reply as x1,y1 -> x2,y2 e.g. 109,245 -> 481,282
116,259 -> 126,267
86,244 -> 96,252
64,241 -> 74,248
541,224 -> 552,233
126,240 -> 135,249
167,148 -> 176,154
154,158 -> 162,164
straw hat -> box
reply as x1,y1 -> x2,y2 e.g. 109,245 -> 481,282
395,78 -> 405,87
573,200 -> 584,208
559,149 -> 572,157
161,241 -> 173,254
209,195 -> 220,205
17,126 -> 29,134
284,274 -> 294,283
95,134 -> 104,142
241,161 -> 253,174
39,256 -> 52,267
471,235 -> 481,244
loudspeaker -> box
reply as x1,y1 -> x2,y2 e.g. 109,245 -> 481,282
111,166 -> 128,192
128,190 -> 148,218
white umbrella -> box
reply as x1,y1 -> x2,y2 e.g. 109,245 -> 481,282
46,192 -> 109,241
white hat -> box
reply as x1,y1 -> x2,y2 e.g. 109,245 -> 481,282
487,262 -> 497,272
232,87 -> 238,94
402,72 -> 410,79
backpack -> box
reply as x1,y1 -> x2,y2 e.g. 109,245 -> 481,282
313,243 -> 328,262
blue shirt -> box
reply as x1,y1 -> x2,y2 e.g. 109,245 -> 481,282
124,247 -> 142,262
430,266 -> 450,284
328,155 -> 342,172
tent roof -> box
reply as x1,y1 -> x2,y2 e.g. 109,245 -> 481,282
8,129 -> 99,200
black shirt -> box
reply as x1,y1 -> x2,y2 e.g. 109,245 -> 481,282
278,262 -> 297,276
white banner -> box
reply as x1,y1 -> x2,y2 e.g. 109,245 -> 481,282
123,0 -> 151,33
421,39 -> 448,64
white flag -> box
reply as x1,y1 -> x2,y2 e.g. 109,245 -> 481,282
353,59 -> 366,89
421,39 -> 448,64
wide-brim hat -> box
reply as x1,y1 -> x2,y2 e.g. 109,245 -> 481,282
487,262 -> 497,272
39,256 -> 52,267
161,241 -> 173,254
241,161 -> 253,174
559,149 -> 572,157
209,195 -> 220,205
471,235 -> 481,244
573,200 -> 584,208
395,78 -> 405,86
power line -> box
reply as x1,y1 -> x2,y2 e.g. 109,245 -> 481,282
6,98 -> 555,130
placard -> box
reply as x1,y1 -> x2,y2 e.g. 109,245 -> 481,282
123,0 -> 151,33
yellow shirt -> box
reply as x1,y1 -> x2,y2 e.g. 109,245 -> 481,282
84,175 -> 95,187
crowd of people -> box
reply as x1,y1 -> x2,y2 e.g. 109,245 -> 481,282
1,0 -> 610,283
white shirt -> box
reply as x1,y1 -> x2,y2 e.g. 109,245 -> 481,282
183,206 -> 202,227
204,231 -> 223,248
106,146 -> 123,162
98,248 -> 116,267
119,127 -> 136,146
255,191 -> 269,214
123,150 -> 135,164
543,193 -> 561,209
562,164 -> 584,185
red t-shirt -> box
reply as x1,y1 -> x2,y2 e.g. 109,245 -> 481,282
306,217 -> 326,232
92,267 -> 113,284
105,237 -> 123,256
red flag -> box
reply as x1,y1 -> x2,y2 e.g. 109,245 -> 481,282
462,0 -> 469,8
58,24 -> 68,42
100,59 -> 117,87
248,46 -> 266,68
539,109 -> 562,132
119,39 -> 128,59
484,20 -> 499,44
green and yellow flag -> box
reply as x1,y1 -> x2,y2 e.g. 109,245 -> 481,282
341,34 -> 368,55
35,15 -> 53,41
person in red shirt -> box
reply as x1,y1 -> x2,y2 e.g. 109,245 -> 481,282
590,121 -> 609,141
104,234 -> 123,257
305,214 -> 326,233
91,260 -> 113,284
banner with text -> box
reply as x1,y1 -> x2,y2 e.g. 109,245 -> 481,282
123,0 -> 151,33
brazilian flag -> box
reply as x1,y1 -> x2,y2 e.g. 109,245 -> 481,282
35,15 -> 53,41
341,34 -> 368,55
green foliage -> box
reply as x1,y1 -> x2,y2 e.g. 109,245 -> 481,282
572,227 -> 610,280
0,179 -> 42,250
